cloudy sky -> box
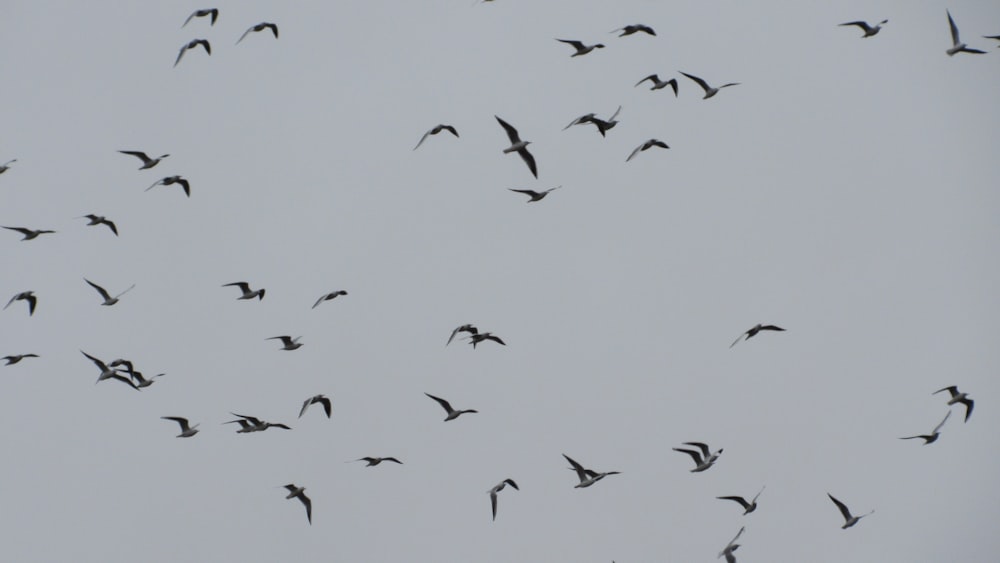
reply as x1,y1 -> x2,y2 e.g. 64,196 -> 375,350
2,1 -> 998,561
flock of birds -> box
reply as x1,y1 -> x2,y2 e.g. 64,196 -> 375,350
1,5 -> 993,562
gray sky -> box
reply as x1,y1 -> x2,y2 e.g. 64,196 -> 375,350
2,1 -> 998,561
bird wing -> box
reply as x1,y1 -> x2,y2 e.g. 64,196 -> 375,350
208,9 -> 218,24
446,326 -> 462,345
933,386 -> 958,398
174,45 -> 187,67
318,396 -> 332,418
81,350 -> 109,371
237,28 -> 252,44
384,457 -> 403,464
717,496 -> 751,510
486,334 -> 507,345
635,74 -> 657,87
265,23 -> 279,38
840,21 -> 871,32
730,331 -> 749,348
760,325 -> 785,331
947,10 -> 960,45
626,144 -> 643,162
667,79 -> 678,97
495,116 -> 522,144
490,491 -> 498,520
683,441 -> 711,458
672,448 -> 704,465
509,189 -> 539,198
562,454 -> 589,483
424,392 -> 454,413
557,39 -> 585,50
300,494 -> 312,523
3,226 -> 30,236
102,219 -> 118,236
932,410 -> 952,433
828,493 -> 852,521
162,416 -> 190,431
679,72 -> 711,93
224,282 -> 252,293
114,284 -> 136,299
299,398 -> 312,418
504,478 -> 519,490
119,150 -> 151,163
413,130 -> 432,150
607,106 -> 622,121
84,279 -> 112,301
959,398 -> 974,422
441,125 -> 458,137
518,148 -> 537,177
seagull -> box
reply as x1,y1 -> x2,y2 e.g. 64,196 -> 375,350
827,493 -> 873,529
424,392 -> 478,421
839,20 -> 888,38
673,442 -> 723,472
900,410 -> 951,445
299,394 -> 332,418
222,282 -> 265,300
225,418 -> 257,433
118,150 -> 169,169
2,354 -> 39,365
228,413 -> 291,432
447,324 -> 478,345
679,71 -> 740,99
3,226 -> 56,241
934,386 -> 974,422
610,24 -> 656,37
564,106 -> 621,137
718,526 -> 745,563
283,484 -> 312,524
267,336 -> 303,351
183,8 -> 218,27
495,116 -> 538,178
130,371 -> 163,389
312,290 -> 347,309
353,457 -> 403,466
509,186 -> 561,202
4,291 -> 37,315
82,350 -> 140,390
563,112 -> 596,130
162,416 -> 199,438
946,10 -> 986,56
468,332 -> 505,348
556,39 -> 605,57
174,39 -> 211,67
84,278 -> 135,306
626,139 -> 669,162
238,22 -> 279,44
413,124 -> 459,150
563,453 -> 620,488
489,478 -> 519,521
79,215 -> 118,236
635,74 -> 679,95
730,324 -> 785,348
146,176 -> 190,197
0,159 -> 16,174
718,487 -> 765,515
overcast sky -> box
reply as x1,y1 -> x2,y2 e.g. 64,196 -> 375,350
2,1 -> 998,562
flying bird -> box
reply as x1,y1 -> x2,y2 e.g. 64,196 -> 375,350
0,159 -> 16,174
556,39 -> 605,57
610,24 -> 656,37
283,484 -> 312,524
84,278 -> 135,306
509,186 -> 561,202
839,20 -> 888,38
312,290 -> 347,309
564,106 -> 621,137
718,526 -> 745,563
146,176 -> 190,197
222,281 -> 265,300
4,291 -> 37,315
79,215 -> 118,236
679,71 -> 740,99
227,413 -> 291,432
353,457 -> 403,466
238,22 -> 279,44
626,139 -> 669,162
424,392 -> 478,421
3,226 -> 55,241
946,10 -> 986,56
118,150 -> 169,169
183,8 -> 218,27
673,442 -> 723,472
635,74 -> 679,96
468,332 -> 505,348
174,39 -> 211,67
495,116 -> 538,178
299,394 -> 332,418
130,371 -> 163,388
899,410 -> 951,445
413,124 -> 459,150
827,493 -> 873,529
563,453 -> 620,488
2,354 -> 39,365
267,336 -> 303,351
447,324 -> 478,345
730,324 -> 785,348
162,416 -> 199,438
718,487 -> 765,515
81,350 -> 140,390
489,478 -> 519,521
934,386 -> 974,422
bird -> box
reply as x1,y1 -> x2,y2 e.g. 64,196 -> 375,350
934,386 -> 974,422
899,410 -> 951,445
283,484 -> 312,524
353,457 -> 403,466
626,139 -> 669,162
556,39 -> 605,57
827,493 -> 873,529
424,392 -> 478,421
635,74 -> 679,96
118,150 -> 169,169
267,336 -> 303,351
146,176 -> 190,197
495,116 -> 538,178
413,124 -> 459,150
946,10 -> 986,56
489,478 -> 519,521
174,39 -> 211,67
718,526 -> 745,563
2,354 -> 39,365
227,413 -> 291,432
563,453 -> 620,488
79,215 -> 118,236
610,24 -> 656,37
130,371 -> 163,389
312,290 -> 347,309
84,278 -> 135,306
509,186 -> 561,202
81,350 -> 140,390
468,332 -> 505,348
717,487 -> 765,515
447,324 -> 478,345
162,416 -> 199,438
679,71 -> 740,99
183,8 -> 218,27
222,282 -> 265,300
0,159 -> 16,174
839,20 -> 888,38
673,442 -> 723,472
299,394 -> 332,418
984,35 -> 1000,47
564,106 -> 621,137
730,324 -> 785,348
3,226 -> 56,241
238,23 -> 279,44
4,291 -> 37,315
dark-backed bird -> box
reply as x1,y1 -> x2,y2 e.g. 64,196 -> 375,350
489,479 -> 519,521
495,116 -> 538,178
564,106 -> 621,137
563,453 -> 620,488
635,74 -> 678,96
509,186 -> 561,202
227,413 -> 291,432
828,493 -> 873,529
283,484 -> 312,524
730,324 -> 784,348
238,22 -> 278,44
222,281 -> 265,300
899,410 -> 951,445
679,71 -> 740,99
312,290 -> 347,309
174,39 -> 211,67
118,150 -> 169,169
626,139 -> 669,162
425,392 -> 478,421
610,24 -> 655,37
839,20 -> 888,37
718,487 -> 765,515
718,526 -> 745,563
469,332 -> 505,348
413,124 -> 459,150
267,336 -> 303,351
146,175 -> 190,197
3,226 -> 55,241
183,8 -> 218,27
934,386 -> 974,422
4,291 -> 37,315
82,350 -> 140,390
162,416 -> 199,437
299,394 -> 332,418
3,354 -> 39,365
447,324 -> 478,345
556,39 -> 605,56
79,215 -> 118,236
946,10 -> 986,55
353,457 -> 403,466
673,442 -> 722,472
84,278 -> 135,306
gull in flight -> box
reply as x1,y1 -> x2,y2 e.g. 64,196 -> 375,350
626,139 -> 669,162
352,457 -> 403,466
413,124 -> 459,150
556,39 -> 605,57
118,150 -> 169,170
717,486 -> 765,515
673,442 -> 723,472
174,39 -> 211,67
635,74 -> 678,96
227,413 -> 291,433
84,278 -> 135,306
3,226 -> 56,241
946,10 -> 986,56
162,416 -> 199,438
222,281 -> 265,300
4,291 -> 37,315
3,354 -> 39,365
183,8 -> 218,27
730,323 -> 785,348
495,116 -> 538,178
299,394 -> 332,418
610,24 -> 656,37
563,453 -> 620,488
718,526 -> 745,563
839,19 -> 888,38
827,493 -> 873,529
509,186 -> 561,202
679,71 -> 740,99
468,332 -> 505,348
146,175 -> 190,197
312,290 -> 347,309
267,336 -> 303,351
899,410 -> 951,445
238,23 -> 279,44
0,159 -> 16,174
425,392 -> 478,421
79,215 -> 118,236
563,106 -> 621,137
81,350 -> 140,390
283,484 -> 312,524
934,386 -> 974,422
111,361 -> 163,388
447,324 -> 478,345
489,478 -> 519,521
